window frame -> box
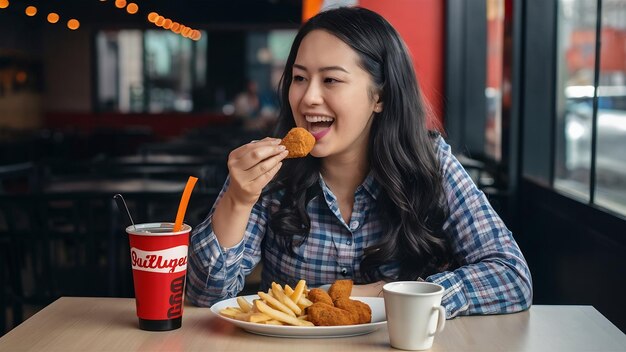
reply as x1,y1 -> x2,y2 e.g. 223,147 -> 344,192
520,0 -> 626,231
446,0 -> 626,235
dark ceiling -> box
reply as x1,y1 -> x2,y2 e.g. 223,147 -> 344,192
3,0 -> 303,28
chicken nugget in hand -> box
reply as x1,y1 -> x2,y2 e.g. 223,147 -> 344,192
280,127 -> 315,158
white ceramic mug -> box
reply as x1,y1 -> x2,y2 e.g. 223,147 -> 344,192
383,281 -> 446,350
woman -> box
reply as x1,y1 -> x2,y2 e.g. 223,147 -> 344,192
187,7 -> 532,318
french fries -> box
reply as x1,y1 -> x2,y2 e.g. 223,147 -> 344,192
237,296 -> 252,313
218,280 -> 315,326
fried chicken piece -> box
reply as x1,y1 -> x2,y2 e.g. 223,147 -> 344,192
308,288 -> 334,306
307,302 -> 359,326
280,127 -> 315,158
333,298 -> 372,324
328,279 -> 353,302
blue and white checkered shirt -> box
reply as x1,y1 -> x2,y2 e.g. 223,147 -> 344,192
187,136 -> 532,318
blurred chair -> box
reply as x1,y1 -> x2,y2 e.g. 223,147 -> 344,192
456,153 -> 511,221
0,192 -> 117,333
0,162 -> 40,195
0,195 -> 46,334
456,154 -> 490,187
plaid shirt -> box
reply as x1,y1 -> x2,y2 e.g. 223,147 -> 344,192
187,136 -> 532,318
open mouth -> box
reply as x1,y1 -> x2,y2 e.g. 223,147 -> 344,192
305,115 -> 334,140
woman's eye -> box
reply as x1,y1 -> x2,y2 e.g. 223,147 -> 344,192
293,75 -> 305,82
324,77 -> 340,84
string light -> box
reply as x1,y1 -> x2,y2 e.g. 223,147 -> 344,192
25,5 -> 37,16
67,18 -> 80,30
162,18 -> 172,29
47,12 -> 59,24
115,5 -> 203,41
8,0 -> 203,39
126,2 -> 138,15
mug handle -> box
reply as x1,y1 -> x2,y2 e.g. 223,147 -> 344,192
429,306 -> 446,336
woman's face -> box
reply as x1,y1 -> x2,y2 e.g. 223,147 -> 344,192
288,30 -> 380,160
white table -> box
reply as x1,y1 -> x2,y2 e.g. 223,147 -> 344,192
1,297 -> 624,351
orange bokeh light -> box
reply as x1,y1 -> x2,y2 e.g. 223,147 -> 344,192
0,0 -> 9,10
25,5 -> 37,16
16,71 -> 27,83
47,12 -> 59,23
114,0 -> 126,9
162,19 -> 172,29
147,12 -> 158,23
126,3 -> 138,14
155,16 -> 165,26
67,19 -> 80,30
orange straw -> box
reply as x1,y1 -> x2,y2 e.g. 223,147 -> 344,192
173,176 -> 198,232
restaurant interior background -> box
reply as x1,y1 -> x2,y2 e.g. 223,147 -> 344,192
1,0 -> 625,335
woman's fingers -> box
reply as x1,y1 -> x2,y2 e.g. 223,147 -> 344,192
249,161 -> 283,189
230,140 -> 285,172
224,136 -> 289,206
229,137 -> 280,161
245,149 -> 289,181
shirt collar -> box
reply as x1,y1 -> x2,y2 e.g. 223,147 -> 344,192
360,171 -> 380,200
317,171 -> 380,201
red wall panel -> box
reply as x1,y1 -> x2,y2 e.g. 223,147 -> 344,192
360,0 -> 445,129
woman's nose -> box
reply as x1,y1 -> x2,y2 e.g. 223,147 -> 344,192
302,81 -> 323,106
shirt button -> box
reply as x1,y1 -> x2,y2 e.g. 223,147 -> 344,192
349,220 -> 359,230
340,268 -> 348,276
346,240 -> 352,245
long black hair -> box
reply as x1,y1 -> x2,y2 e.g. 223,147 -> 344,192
267,7 -> 453,282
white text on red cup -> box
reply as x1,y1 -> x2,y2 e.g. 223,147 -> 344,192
131,246 -> 188,273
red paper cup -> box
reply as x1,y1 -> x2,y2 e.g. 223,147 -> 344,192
126,222 -> 191,331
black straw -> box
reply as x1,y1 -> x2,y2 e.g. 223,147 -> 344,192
113,193 -> 136,230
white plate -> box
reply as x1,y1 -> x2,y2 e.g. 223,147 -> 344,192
210,295 -> 386,338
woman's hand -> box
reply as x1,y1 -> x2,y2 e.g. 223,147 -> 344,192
224,137 -> 289,208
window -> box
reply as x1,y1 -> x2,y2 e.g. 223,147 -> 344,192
243,30 -> 296,115
555,0 -> 626,216
96,29 -> 207,113
95,29 -> 296,115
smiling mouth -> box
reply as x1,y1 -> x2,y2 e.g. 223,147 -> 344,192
305,115 -> 334,135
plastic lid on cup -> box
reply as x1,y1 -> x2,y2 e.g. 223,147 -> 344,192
126,222 -> 191,236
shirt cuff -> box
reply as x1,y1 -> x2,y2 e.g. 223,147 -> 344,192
426,271 -> 469,319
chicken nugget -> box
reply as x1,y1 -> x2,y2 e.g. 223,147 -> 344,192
307,288 -> 333,306
333,298 -> 372,324
328,279 -> 353,301
307,302 -> 359,326
280,127 -> 315,158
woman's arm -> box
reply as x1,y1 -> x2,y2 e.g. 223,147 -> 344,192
187,138 -> 288,306
428,138 -> 533,318
213,138 -> 287,247
186,178 -> 271,306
